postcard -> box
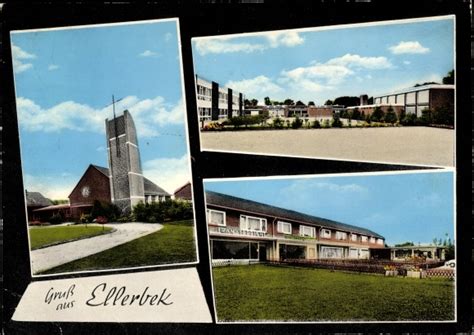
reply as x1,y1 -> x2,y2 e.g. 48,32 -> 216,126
11,18 -> 199,276
192,16 -> 455,168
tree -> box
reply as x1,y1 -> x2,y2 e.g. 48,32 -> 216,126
370,106 -> 385,122
417,108 -> 432,125
333,96 -> 360,107
351,108 -> 361,120
250,99 -> 258,107
295,100 -> 305,106
398,108 -> 406,123
264,96 -> 271,106
291,116 -> 303,129
432,106 -> 453,126
331,114 -> 343,128
384,106 -> 397,124
283,98 -> 294,106
308,101 -> 315,106
367,97 -> 374,104
394,241 -> 414,247
244,99 -> 251,107
442,70 -> 454,85
324,99 -> 333,106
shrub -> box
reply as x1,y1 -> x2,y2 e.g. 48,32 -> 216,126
291,117 -> 303,129
401,113 -> 417,126
311,120 -> 321,128
415,109 -> 432,126
370,106 -> 384,122
432,106 -> 453,126
49,213 -> 63,225
272,117 -> 284,129
352,108 -> 361,120
322,119 -> 331,128
384,107 -> 397,124
80,213 -> 92,224
203,122 -> 223,130
331,115 -> 343,128
132,199 -> 193,223
91,200 -> 121,222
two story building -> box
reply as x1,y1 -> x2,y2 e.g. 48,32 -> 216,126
205,191 -> 385,263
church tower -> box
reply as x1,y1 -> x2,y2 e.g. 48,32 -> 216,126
105,110 -> 145,213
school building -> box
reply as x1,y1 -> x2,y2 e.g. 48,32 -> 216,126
205,191 -> 386,263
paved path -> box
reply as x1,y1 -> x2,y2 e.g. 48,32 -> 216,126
31,223 -> 162,274
201,127 -> 454,167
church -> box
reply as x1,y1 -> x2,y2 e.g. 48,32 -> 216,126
28,110 -> 172,222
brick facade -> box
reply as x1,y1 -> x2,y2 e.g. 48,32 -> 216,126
68,165 -> 111,218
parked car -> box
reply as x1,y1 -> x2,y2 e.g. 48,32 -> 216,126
444,259 -> 455,268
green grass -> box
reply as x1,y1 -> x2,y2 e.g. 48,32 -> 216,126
40,220 -> 196,274
29,224 -> 113,250
213,264 -> 454,322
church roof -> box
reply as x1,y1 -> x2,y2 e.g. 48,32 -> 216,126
26,191 -> 53,207
143,177 -> 170,196
91,165 -> 170,196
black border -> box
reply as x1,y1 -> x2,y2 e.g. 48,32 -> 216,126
2,1 -> 471,334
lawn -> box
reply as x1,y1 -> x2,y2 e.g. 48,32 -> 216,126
29,224 -> 113,250
213,264 -> 454,322
40,220 -> 196,274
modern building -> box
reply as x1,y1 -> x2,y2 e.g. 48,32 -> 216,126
372,84 -> 454,117
205,191 -> 385,263
346,103 -> 404,118
307,105 -> 346,118
195,75 -> 244,122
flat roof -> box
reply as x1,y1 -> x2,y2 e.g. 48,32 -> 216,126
375,84 -> 454,98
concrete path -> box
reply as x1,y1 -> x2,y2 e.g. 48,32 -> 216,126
31,223 -> 163,274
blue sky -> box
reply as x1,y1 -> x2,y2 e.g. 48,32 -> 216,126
11,19 -> 191,199
204,171 -> 455,246
192,16 -> 454,104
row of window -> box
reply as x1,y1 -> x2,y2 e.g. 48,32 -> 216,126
208,209 -> 384,244
374,90 -> 430,105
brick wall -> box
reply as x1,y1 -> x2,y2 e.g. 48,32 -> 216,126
308,106 -> 333,118
430,88 -> 454,114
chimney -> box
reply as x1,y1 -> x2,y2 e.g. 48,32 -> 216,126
360,94 -> 368,106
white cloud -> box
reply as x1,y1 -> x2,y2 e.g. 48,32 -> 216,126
327,53 -> 392,70
17,95 -> 184,137
285,180 -> 368,195
389,41 -> 430,54
143,154 -> 191,194
194,31 -> 304,55
12,44 -> 36,74
139,50 -> 158,57
24,174 -> 75,199
164,32 -> 172,42
282,63 -> 354,86
266,31 -> 304,47
12,44 -> 36,59
403,60 -> 411,65
194,38 -> 265,56
225,75 -> 283,101
48,64 -> 59,71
